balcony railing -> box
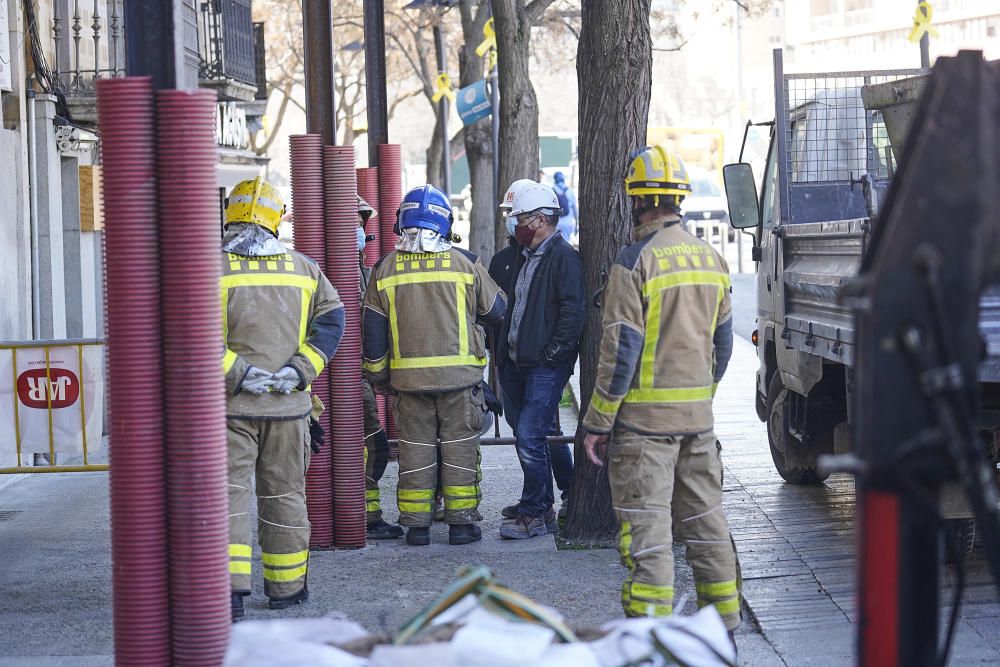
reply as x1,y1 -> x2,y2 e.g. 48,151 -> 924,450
200,0 -> 256,88
52,0 -> 127,97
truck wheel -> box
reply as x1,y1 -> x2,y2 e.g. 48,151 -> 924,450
766,373 -> 830,485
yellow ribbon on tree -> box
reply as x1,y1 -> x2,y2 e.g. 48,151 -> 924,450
907,1 -> 940,44
476,17 -> 497,58
432,72 -> 456,103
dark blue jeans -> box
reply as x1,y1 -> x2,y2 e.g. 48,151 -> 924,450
500,362 -> 574,518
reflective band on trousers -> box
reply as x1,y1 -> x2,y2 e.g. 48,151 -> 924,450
398,488 -> 434,513
443,484 -> 479,510
263,564 -> 307,582
639,270 -> 728,392
262,550 -> 309,567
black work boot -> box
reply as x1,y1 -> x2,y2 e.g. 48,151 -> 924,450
449,523 -> 482,545
406,526 -> 431,546
367,519 -> 404,540
268,585 -> 309,610
500,503 -> 520,520
231,593 -> 247,622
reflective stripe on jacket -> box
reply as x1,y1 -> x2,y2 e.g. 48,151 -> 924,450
223,250 -> 344,419
582,220 -> 732,435
362,247 -> 505,393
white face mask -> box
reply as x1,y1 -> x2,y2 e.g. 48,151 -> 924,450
505,214 -> 517,238
356,227 -> 366,252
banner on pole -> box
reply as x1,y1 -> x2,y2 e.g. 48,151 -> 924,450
457,80 -> 492,126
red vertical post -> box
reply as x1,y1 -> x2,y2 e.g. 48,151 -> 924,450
156,89 -> 230,665
357,167 -> 380,269
98,76 -> 172,667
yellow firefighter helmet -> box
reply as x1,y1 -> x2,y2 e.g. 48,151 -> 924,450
624,145 -> 692,202
225,177 -> 285,233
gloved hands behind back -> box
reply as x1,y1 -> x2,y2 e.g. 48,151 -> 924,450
271,366 -> 302,394
241,366 -> 275,395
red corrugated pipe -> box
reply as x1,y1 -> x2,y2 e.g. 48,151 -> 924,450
290,134 -> 335,548
155,89 -> 230,665
357,167 -> 380,269
324,146 -> 367,548
376,145 -> 403,440
97,76 -> 171,667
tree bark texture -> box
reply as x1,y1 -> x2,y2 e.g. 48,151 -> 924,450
492,0 -> 540,254
562,0 -> 652,544
460,0 -> 496,261
425,114 -> 445,190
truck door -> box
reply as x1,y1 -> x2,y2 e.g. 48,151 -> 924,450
758,134 -> 780,331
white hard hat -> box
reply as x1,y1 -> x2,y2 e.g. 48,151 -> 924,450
499,178 -> 536,210
510,183 -> 560,218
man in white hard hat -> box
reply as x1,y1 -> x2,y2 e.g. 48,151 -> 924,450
496,182 -> 586,539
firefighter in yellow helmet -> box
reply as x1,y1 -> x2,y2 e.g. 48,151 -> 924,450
581,146 -> 741,633
222,177 -> 344,621
362,185 -> 505,546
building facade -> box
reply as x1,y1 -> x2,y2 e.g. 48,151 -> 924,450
0,0 -> 267,341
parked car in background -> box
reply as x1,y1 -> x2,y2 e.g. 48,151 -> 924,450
682,167 -> 733,241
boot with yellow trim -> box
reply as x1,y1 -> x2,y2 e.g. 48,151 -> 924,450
268,585 -> 309,610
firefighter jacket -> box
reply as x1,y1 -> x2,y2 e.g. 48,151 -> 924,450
223,249 -> 345,419
582,218 -> 733,436
362,247 -> 506,393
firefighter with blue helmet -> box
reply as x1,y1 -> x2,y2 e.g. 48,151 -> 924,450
362,185 -> 505,546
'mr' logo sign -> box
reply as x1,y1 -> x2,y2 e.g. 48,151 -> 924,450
16,369 -> 80,409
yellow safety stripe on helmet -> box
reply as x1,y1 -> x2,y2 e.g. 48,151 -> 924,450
590,392 -> 623,416
363,356 -> 389,373
630,582 -> 674,602
378,271 -> 475,290
624,385 -> 714,404
229,544 -> 252,558
220,273 -> 318,291
263,565 -> 307,582
223,348 -> 238,374
618,521 -> 635,572
299,342 -> 326,377
261,550 -> 309,567
229,561 -> 252,575
695,580 -> 738,597
390,355 -> 487,370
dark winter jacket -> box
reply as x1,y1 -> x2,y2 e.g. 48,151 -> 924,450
496,233 -> 586,370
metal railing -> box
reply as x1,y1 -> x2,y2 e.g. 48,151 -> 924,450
52,0 -> 126,95
200,0 -> 257,86
253,21 -> 267,100
0,339 -> 107,474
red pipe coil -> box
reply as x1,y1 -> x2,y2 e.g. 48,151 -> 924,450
356,167 -> 380,269
155,89 -> 230,665
290,134 -> 335,548
97,76 -> 171,667
377,144 -> 402,258
323,146 -> 367,548
376,145 -> 403,440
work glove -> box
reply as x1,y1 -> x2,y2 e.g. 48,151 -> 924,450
271,366 -> 302,394
479,380 -> 503,417
309,417 -> 324,454
240,366 -> 274,395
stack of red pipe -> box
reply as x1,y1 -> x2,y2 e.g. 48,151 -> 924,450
97,76 -> 171,667
324,146 -> 367,548
156,89 -> 230,665
290,134 -> 335,549
376,144 -> 403,441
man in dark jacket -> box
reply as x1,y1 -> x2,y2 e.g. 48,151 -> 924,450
496,182 -> 586,539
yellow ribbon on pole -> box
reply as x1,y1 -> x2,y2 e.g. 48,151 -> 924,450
475,17 -> 497,58
907,1 -> 939,43
432,72 -> 456,103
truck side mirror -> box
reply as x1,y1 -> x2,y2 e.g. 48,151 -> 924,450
723,163 -> 760,230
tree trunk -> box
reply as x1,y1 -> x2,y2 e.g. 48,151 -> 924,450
562,0 -> 652,544
492,0 -> 539,254
460,0 -> 495,261
425,112 -> 445,190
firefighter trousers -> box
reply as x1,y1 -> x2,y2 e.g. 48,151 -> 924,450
227,416 -> 311,599
393,387 -> 484,527
608,428 -> 741,630
363,377 -> 389,524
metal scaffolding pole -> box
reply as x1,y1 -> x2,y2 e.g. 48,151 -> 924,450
304,0 -> 336,144
364,0 -> 389,165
